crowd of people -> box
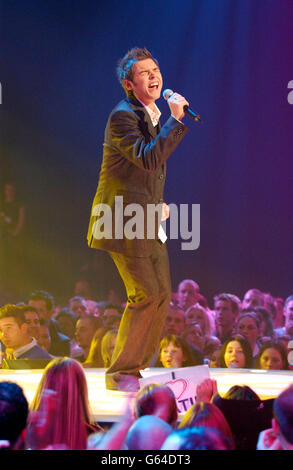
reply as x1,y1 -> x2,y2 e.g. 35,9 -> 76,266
0,363 -> 293,451
0,279 -> 293,450
0,281 -> 292,372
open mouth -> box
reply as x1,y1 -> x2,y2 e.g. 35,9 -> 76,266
228,361 -> 239,368
149,82 -> 159,90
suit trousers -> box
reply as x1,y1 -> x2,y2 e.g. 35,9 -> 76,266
105,240 -> 171,387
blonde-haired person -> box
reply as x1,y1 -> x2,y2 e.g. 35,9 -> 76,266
101,329 -> 118,368
28,357 -> 102,450
184,303 -> 220,357
83,326 -> 111,368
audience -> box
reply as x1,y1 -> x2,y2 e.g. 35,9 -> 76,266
1,282 -> 293,451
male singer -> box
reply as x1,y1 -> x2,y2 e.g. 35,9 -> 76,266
87,47 -> 189,390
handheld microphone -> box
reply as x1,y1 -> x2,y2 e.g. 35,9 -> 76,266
163,89 -> 201,123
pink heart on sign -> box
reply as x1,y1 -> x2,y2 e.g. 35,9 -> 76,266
166,379 -> 188,400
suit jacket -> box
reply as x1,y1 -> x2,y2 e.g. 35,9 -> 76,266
87,95 -> 189,257
48,318 -> 71,357
17,344 -> 52,359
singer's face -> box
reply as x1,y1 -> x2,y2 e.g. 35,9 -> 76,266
124,58 -> 162,106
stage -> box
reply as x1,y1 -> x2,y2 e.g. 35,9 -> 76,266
0,367 -> 292,422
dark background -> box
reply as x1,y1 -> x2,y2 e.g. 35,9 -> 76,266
1,0 -> 293,305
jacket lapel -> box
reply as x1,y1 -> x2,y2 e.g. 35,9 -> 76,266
127,95 -> 160,140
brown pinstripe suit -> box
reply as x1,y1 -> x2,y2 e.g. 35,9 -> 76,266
87,95 -> 188,389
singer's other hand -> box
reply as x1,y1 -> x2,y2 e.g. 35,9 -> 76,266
167,93 -> 189,121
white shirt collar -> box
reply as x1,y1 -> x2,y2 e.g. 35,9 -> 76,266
137,98 -> 161,127
13,338 -> 38,358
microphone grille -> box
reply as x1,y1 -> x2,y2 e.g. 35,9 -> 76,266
163,89 -> 174,100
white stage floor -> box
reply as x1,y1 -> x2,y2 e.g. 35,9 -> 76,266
0,367 -> 292,422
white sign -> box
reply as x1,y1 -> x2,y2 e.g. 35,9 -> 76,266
139,365 -> 210,414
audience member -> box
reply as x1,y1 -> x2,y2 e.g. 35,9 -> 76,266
0,304 -> 51,360
273,297 -> 284,329
161,426 -> 232,450
28,290 -> 70,356
83,327 -> 111,367
156,335 -> 204,368
177,279 -> 200,312
256,340 -> 289,370
207,345 -> 222,368
68,296 -> 90,318
134,384 -> 178,427
184,303 -> 220,356
236,312 -> 262,358
178,402 -> 235,448
162,304 -> 185,337
214,293 -> 240,343
28,358 -> 102,450
252,306 -> 275,340
181,322 -> 205,352
242,289 -> 264,310
257,385 -> 293,450
102,304 -> 122,329
213,385 -> 274,450
101,328 -> 118,368
275,295 -> 293,339
212,385 -> 274,450
38,319 -> 52,354
126,416 -> 172,450
75,316 -> 101,361
55,309 -> 83,358
0,381 -> 28,450
219,335 -> 253,369
184,303 -> 215,336
22,305 -> 41,342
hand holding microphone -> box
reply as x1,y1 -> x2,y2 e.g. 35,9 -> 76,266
163,89 -> 201,123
